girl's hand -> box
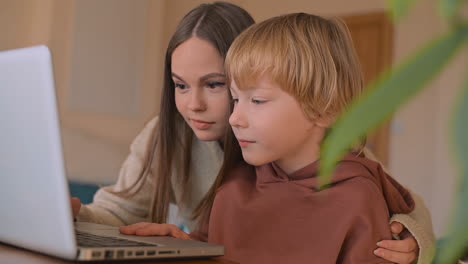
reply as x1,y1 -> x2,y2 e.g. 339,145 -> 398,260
71,197 -> 81,218
119,222 -> 192,240
374,221 -> 418,264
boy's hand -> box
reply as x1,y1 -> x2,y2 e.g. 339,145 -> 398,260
119,222 -> 192,240
71,197 -> 82,218
374,221 -> 418,264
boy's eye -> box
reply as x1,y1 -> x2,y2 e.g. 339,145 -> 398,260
175,83 -> 187,90
207,81 -> 226,89
251,98 -> 266,104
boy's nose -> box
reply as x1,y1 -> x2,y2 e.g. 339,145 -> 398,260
229,105 -> 247,128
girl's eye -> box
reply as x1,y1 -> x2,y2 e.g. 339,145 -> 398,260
174,83 -> 187,90
252,99 -> 266,104
207,81 -> 226,89
232,98 -> 239,104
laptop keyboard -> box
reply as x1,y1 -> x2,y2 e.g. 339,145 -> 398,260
76,230 -> 157,248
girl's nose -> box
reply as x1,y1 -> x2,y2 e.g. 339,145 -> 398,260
188,89 -> 206,112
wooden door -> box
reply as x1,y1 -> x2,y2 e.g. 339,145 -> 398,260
343,12 -> 394,165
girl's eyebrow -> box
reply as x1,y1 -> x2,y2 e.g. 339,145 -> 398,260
171,72 -> 185,83
172,72 -> 225,83
200,73 -> 225,82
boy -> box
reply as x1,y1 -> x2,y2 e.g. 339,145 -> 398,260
201,13 -> 415,263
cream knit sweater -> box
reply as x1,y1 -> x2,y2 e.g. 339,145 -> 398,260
77,117 -> 435,263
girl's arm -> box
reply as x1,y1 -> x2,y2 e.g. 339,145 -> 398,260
364,148 -> 436,263
76,117 -> 159,226
382,190 -> 436,264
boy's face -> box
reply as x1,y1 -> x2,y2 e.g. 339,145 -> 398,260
229,75 -> 326,174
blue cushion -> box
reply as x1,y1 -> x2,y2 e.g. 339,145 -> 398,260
69,181 -> 100,204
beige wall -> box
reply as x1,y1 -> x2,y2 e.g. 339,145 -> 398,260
1,0 -> 465,238
0,0 -> 53,50
51,0 -> 166,146
47,0 -> 167,184
1,0 -> 167,184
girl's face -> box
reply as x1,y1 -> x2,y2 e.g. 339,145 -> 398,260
172,37 -> 231,141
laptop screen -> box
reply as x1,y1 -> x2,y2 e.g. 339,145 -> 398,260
0,46 -> 77,259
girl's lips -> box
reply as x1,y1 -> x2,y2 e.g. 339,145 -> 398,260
191,119 -> 215,130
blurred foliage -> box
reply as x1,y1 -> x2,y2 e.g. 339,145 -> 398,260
319,0 -> 467,263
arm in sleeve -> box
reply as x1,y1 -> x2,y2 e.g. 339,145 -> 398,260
76,117 -> 159,226
390,190 -> 436,264
363,148 -> 436,263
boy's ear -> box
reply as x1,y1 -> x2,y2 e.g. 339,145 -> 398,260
314,115 -> 336,128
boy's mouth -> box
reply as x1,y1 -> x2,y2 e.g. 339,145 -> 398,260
237,138 -> 255,148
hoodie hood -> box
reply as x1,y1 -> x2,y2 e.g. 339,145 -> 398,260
255,152 -> 415,215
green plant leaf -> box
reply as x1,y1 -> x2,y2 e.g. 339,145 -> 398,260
387,0 -> 419,22
433,72 -> 468,264
318,26 -> 467,188
439,0 -> 462,20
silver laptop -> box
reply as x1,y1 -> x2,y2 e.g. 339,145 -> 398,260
0,45 -> 224,261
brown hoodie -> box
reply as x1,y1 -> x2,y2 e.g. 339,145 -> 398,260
191,153 -> 415,264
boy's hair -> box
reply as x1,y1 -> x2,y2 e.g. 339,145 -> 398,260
225,13 -> 364,121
